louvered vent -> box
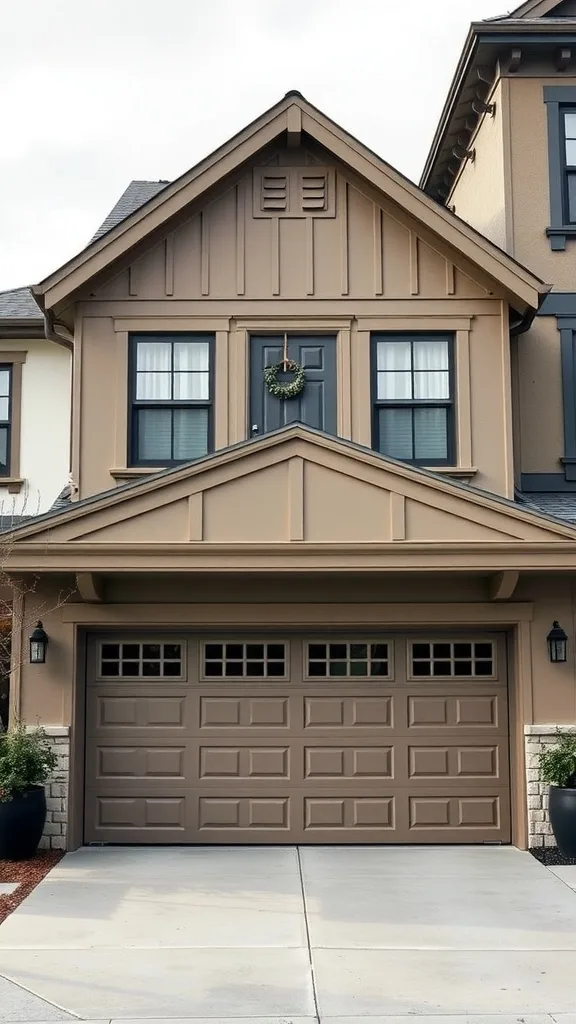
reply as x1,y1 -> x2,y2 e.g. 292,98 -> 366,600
301,173 -> 327,211
261,174 -> 288,211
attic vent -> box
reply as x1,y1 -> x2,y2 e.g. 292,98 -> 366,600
261,174 -> 288,211
301,173 -> 327,211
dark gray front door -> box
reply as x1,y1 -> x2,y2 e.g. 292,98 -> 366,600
250,335 -> 337,437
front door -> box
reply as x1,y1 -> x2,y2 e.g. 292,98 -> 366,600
250,335 -> 337,437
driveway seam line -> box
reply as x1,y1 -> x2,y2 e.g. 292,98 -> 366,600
0,969 -> 82,1019
296,846 -> 320,1024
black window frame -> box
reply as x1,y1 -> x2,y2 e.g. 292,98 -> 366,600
371,333 -> 455,467
0,364 -> 13,478
544,87 -> 576,250
561,107 -> 576,226
128,333 -> 214,468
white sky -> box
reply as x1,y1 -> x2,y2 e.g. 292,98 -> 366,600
0,0 -> 510,291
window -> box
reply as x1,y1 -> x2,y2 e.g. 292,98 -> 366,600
0,366 -> 12,476
129,334 -> 212,466
99,641 -> 183,678
409,641 -> 494,679
562,109 -> 576,223
203,642 -> 287,678
306,641 -> 391,679
372,335 -> 454,465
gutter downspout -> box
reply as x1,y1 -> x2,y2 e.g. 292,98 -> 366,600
43,309 -> 74,351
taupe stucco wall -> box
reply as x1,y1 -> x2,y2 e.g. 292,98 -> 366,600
449,80 -> 509,252
516,315 -> 564,475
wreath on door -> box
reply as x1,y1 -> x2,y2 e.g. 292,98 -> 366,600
264,359 -> 306,400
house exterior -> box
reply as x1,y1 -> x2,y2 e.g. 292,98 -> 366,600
421,0 -> 576,847
5,85 -> 576,851
0,288 -> 71,519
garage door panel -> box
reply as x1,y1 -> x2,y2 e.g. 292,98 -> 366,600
84,634 -> 511,845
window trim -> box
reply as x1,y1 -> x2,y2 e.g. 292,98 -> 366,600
370,333 -> 456,467
544,87 -> 576,250
407,638 -> 497,682
0,352 -> 26,491
303,638 -> 395,683
199,638 -> 290,682
128,333 -> 214,468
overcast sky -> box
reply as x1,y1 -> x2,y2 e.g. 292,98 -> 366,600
0,0 -> 510,291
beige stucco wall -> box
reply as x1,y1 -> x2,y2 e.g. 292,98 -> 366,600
516,315 -> 564,475
449,80 -> 509,252
509,74 -> 576,285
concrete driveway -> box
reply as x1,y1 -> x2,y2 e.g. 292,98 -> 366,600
1,846 -> 576,1024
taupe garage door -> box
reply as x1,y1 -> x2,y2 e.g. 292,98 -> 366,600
84,634 -> 510,844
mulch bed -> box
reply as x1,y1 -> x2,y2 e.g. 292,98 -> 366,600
0,851 -> 63,924
529,845 -> 576,866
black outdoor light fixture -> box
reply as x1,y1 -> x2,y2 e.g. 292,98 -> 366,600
547,621 -> 568,664
29,621 -> 49,664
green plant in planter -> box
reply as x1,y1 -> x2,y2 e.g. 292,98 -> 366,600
0,722 -> 59,860
0,721 -> 57,801
539,730 -> 576,789
538,729 -> 576,859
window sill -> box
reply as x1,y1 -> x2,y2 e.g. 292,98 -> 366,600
0,477 -> 24,494
110,468 -> 166,481
546,226 -> 576,251
425,466 -> 478,480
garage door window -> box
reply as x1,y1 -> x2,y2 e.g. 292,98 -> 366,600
99,642 -> 184,678
306,641 -> 391,678
409,641 -> 494,679
203,642 -> 287,678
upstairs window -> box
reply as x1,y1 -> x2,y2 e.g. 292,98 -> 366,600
372,334 -> 454,466
563,108 -> 576,223
129,334 -> 213,466
0,366 -> 12,477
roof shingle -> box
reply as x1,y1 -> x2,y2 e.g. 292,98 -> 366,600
91,180 -> 170,242
517,492 -> 576,523
0,286 -> 41,321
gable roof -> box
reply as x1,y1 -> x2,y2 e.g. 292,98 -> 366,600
421,5 -> 576,200
0,286 -> 41,320
91,179 -> 170,242
31,92 -> 548,317
5,425 -> 576,578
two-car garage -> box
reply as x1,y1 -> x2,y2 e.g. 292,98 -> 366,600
84,633 -> 510,845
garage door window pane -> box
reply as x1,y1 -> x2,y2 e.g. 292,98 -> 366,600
203,642 -> 286,678
306,641 -> 390,679
99,642 -> 183,678
410,641 -> 494,678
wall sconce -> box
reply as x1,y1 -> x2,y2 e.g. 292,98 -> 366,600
547,621 -> 568,663
29,621 -> 49,664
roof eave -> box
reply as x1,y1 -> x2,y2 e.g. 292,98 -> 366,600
420,27 -> 478,191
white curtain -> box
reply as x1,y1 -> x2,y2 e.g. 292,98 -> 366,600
136,341 -> 210,401
136,342 -> 171,400
377,341 -> 411,399
174,342 -> 209,400
413,340 -> 449,400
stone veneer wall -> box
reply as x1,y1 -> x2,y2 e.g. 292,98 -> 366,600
38,726 -> 69,851
525,724 -> 576,848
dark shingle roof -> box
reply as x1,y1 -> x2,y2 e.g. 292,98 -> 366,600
517,492 -> 576,524
0,287 -> 41,321
91,180 -> 170,242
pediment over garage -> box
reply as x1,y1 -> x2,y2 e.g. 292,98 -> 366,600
6,427 -> 575,569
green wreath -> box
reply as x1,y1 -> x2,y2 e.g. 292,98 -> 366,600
263,360 -> 306,400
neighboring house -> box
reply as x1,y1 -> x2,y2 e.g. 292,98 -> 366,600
5,89 -> 574,853
421,0 -> 576,847
0,288 -> 71,519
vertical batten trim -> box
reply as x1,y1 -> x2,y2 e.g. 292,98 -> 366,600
340,179 -> 349,295
456,328 -> 473,470
72,314 -> 83,497
9,586 -> 24,723
236,182 -> 245,296
271,217 -> 280,295
338,328 -> 352,439
500,301 -> 515,498
114,331 -> 129,470
373,204 -> 383,295
229,327 -> 248,444
445,261 -> 455,296
165,234 -> 174,296
188,493 -> 203,541
305,217 -> 314,295
128,265 -> 137,297
288,457 -> 304,541
390,493 -> 406,541
214,330 -> 229,449
352,329 -> 372,447
409,233 -> 419,295
201,211 -> 210,295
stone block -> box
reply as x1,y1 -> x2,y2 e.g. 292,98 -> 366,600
50,835 -> 66,850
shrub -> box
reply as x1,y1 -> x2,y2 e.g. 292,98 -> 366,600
0,722 -> 57,801
539,730 -> 576,789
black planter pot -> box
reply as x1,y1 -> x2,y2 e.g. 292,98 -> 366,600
548,786 -> 576,858
0,786 -> 47,860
